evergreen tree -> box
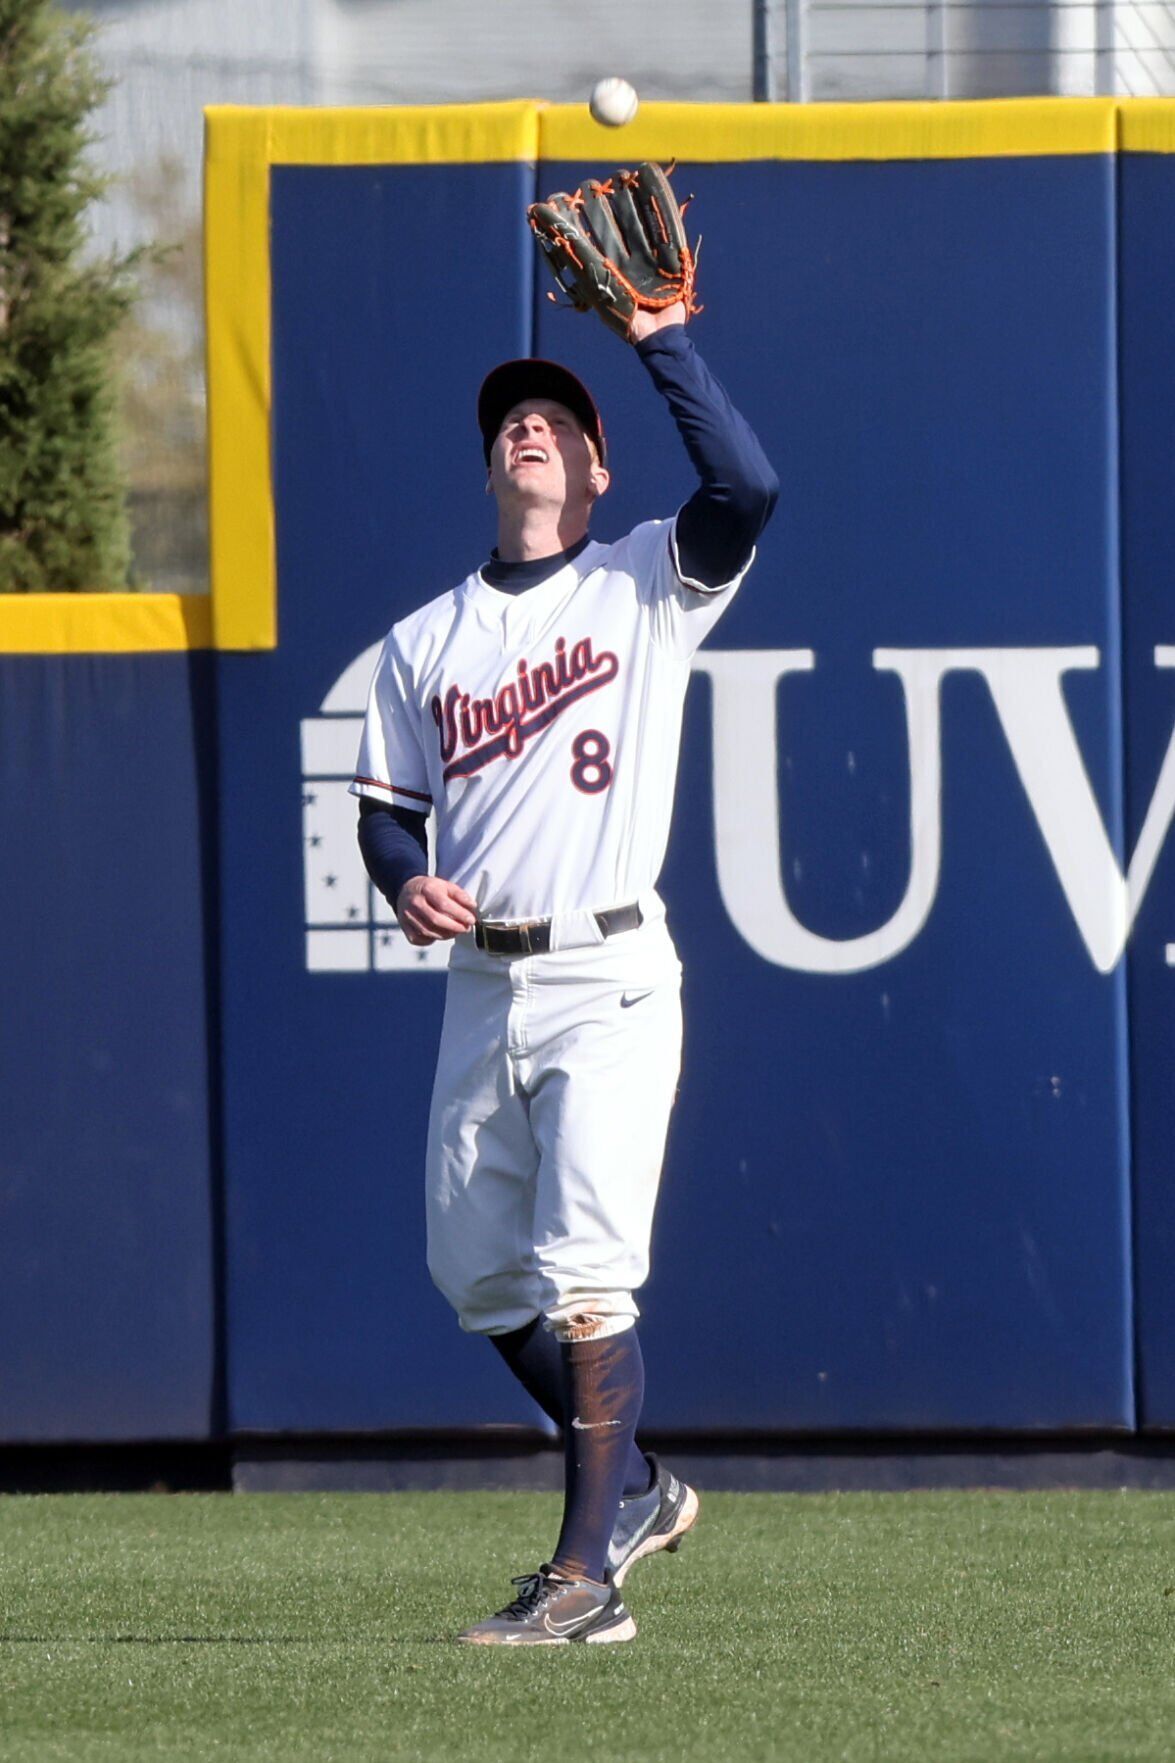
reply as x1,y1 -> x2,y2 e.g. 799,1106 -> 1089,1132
0,0 -> 137,592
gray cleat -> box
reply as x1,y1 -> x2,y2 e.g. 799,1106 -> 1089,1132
456,1565 -> 637,1646
607,1454 -> 700,1588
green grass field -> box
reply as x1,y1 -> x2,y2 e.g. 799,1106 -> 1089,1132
2,1488 -> 1173,1762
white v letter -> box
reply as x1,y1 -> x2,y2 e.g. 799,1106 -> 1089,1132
955,645 -> 1175,974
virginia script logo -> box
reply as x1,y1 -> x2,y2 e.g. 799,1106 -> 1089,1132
431,635 -> 619,782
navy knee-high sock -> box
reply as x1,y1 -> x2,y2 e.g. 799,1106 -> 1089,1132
489,1319 -> 652,1499
551,1326 -> 646,1584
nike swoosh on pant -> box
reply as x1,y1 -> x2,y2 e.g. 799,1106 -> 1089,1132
571,1416 -> 623,1430
620,992 -> 653,1009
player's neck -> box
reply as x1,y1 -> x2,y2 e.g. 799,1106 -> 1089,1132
496,504 -> 590,564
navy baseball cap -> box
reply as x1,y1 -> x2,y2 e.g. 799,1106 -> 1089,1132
478,359 -> 607,467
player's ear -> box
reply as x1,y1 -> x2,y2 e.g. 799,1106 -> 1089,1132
589,465 -> 610,501
485,469 -> 494,496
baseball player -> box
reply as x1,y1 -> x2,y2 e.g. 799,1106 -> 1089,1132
353,171 -> 777,1645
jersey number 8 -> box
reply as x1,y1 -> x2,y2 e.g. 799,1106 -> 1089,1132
570,730 -> 613,795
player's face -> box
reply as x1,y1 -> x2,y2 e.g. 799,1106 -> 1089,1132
489,399 -> 610,513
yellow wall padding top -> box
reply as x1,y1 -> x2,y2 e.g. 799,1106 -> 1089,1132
541,98 -> 1118,163
204,101 -> 541,168
0,595 -> 213,655
1117,98 -> 1175,153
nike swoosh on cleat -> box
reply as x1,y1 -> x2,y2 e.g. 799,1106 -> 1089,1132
544,1610 -> 598,1636
571,1416 -> 623,1430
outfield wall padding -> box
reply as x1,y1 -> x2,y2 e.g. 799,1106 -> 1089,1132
0,655 -> 219,1441
1,101 -> 1173,1443
205,102 -> 1164,1436
1119,148 -> 1175,1430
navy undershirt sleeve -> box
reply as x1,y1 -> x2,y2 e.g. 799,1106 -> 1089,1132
635,326 -> 778,590
357,797 -> 428,910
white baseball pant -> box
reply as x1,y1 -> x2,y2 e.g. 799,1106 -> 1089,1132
425,912 -> 683,1340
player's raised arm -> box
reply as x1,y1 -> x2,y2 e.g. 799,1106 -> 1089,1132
528,162 -> 778,589
633,317 -> 778,589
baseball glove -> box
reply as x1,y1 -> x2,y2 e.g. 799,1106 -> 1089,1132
527,162 -> 698,342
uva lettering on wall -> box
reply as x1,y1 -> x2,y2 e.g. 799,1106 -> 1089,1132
302,640 -> 1175,975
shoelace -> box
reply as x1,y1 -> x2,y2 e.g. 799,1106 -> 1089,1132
497,1571 -> 551,1622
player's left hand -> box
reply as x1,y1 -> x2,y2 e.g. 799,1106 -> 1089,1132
629,302 -> 688,342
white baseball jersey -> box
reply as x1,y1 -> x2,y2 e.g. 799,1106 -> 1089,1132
351,517 -> 751,924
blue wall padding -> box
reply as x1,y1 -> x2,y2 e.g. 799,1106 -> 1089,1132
538,155 -> 1132,1428
5,148 -> 1166,1444
1119,152 -> 1175,1428
218,163 -> 551,1430
212,149 -> 1137,1434
0,655 -> 218,1441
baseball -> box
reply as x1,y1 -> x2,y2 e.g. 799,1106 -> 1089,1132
589,77 -> 639,129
